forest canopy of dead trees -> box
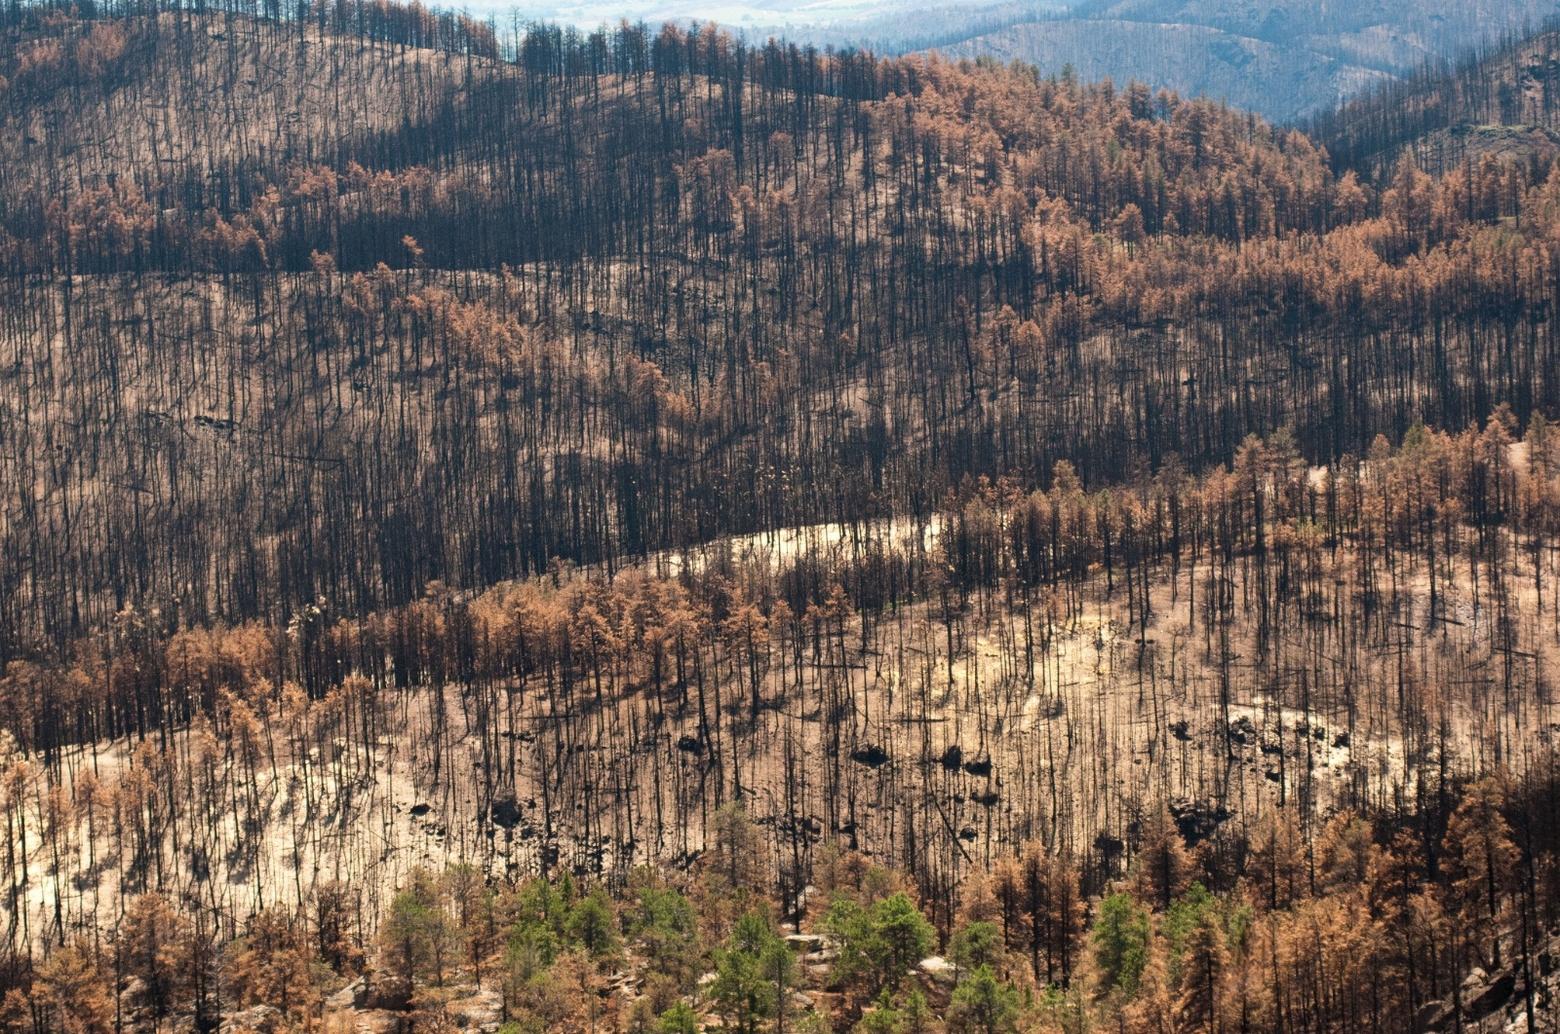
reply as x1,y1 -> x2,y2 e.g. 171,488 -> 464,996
4,1 -> 1560,1031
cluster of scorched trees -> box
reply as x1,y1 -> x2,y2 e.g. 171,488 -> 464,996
0,413 -> 1555,1029
0,0 -> 1559,1030
0,761 -> 1557,1033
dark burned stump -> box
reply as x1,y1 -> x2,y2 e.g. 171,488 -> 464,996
489,795 -> 521,829
1169,797 -> 1230,846
1224,716 -> 1256,745
851,744 -> 890,768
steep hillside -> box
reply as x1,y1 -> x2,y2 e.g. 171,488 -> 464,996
0,1 -> 1385,650
4,2 -> 1560,730
1315,24 -> 1560,177
4,4 -> 1560,1032
0,6 -> 500,199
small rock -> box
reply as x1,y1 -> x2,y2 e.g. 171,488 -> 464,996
221,1005 -> 279,1033
1168,798 -> 1231,845
918,956 -> 958,985
1227,716 -> 1256,745
1414,998 -> 1451,1032
323,977 -> 365,1011
785,933 -> 825,954
448,986 -> 504,1032
1467,972 -> 1516,1019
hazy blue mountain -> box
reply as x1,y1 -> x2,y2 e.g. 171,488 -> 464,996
466,0 -> 1073,52
939,0 -> 1560,121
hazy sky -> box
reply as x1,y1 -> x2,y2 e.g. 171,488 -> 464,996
455,0 -> 998,29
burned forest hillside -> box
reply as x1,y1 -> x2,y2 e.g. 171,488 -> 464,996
1314,22 -> 1560,178
3,2 -> 1560,1033
3,2 -> 1559,647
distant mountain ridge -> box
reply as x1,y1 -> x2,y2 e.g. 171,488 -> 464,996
936,17 -> 1388,123
935,0 -> 1560,121
481,0 -> 1560,122
474,0 -> 1074,52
